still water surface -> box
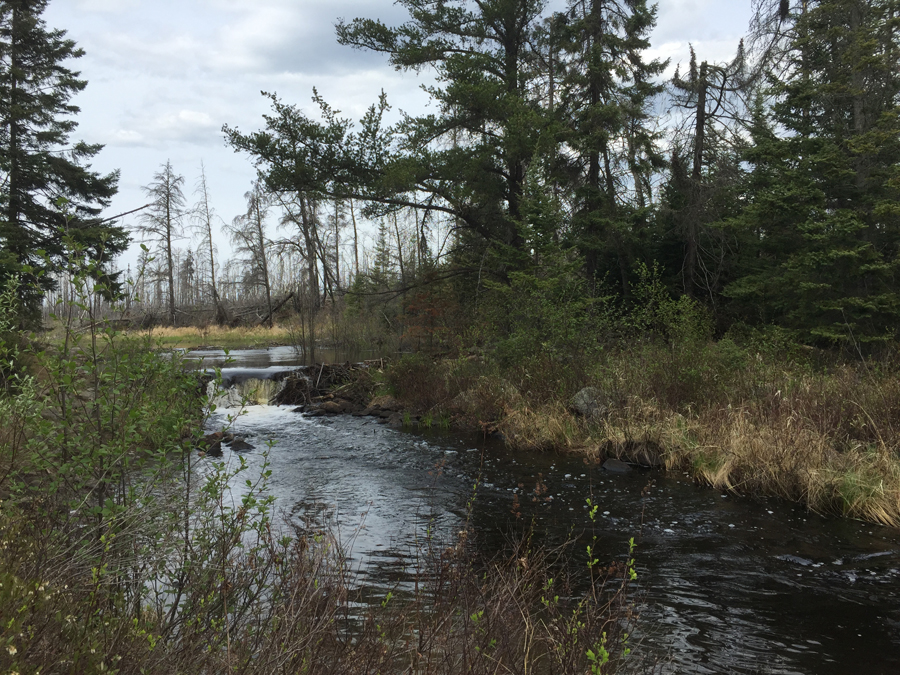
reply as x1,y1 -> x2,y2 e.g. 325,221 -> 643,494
197,348 -> 900,674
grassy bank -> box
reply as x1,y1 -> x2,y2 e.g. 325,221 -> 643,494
131,323 -> 296,349
378,338 -> 900,527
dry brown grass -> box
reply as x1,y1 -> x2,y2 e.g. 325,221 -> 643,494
595,369 -> 900,526
137,323 -> 294,348
384,346 -> 900,527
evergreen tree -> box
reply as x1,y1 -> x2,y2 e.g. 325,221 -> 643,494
0,0 -> 124,305
555,0 -> 667,296
664,43 -> 753,303
727,0 -> 900,344
225,0 -> 549,286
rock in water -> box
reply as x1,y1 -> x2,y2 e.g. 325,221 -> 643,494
368,395 -> 402,412
602,458 -> 632,474
570,387 -> 609,421
321,401 -> 343,414
228,438 -> 254,452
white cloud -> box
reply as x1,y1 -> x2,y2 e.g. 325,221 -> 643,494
74,0 -> 139,12
39,0 -> 755,269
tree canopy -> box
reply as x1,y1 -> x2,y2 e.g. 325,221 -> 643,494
0,0 -> 124,307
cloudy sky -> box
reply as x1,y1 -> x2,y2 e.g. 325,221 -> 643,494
42,0 -> 753,265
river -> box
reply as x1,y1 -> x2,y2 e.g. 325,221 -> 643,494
190,347 -> 900,674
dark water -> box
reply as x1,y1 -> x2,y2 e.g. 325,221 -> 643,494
204,355 -> 900,674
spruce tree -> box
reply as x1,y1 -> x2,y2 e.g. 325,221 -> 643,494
555,0 -> 667,296
727,0 -> 900,344
0,0 -> 123,304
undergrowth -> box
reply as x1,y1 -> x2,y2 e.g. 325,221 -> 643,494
379,267 -> 900,526
1,241 -> 645,674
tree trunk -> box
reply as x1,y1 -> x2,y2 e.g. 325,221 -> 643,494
165,196 -> 176,325
685,61 -> 708,299
253,198 -> 273,327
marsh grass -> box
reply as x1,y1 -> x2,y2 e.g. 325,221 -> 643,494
141,323 -> 295,349
381,342 -> 900,526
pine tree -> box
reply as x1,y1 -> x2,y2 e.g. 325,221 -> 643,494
225,0 -> 549,286
0,0 -> 123,305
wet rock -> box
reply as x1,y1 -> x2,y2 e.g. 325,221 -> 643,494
602,458 -> 632,474
321,401 -> 344,415
570,387 -> 609,421
387,413 -> 405,428
228,437 -> 254,452
291,405 -> 306,413
201,439 -> 223,457
198,432 -> 227,457
368,395 -> 402,412
336,399 -> 361,414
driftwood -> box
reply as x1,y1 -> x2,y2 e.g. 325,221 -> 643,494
274,361 -> 380,407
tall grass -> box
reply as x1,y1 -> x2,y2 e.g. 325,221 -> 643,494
381,340 -> 900,526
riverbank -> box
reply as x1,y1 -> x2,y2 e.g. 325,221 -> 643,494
1,319 -> 641,674
140,324 -> 295,349
337,343 -> 900,527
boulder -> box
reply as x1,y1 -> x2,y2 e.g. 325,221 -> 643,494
228,437 -> 254,452
336,399 -> 361,414
570,387 -> 609,421
204,440 -> 223,457
198,432 -> 225,457
368,395 -> 402,412
602,458 -> 632,474
321,401 -> 344,415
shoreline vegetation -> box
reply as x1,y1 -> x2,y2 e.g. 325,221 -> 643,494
38,304 -> 900,531
376,349 -> 900,528
240,314 -> 900,528
1,291 -> 643,674
110,312 -> 900,528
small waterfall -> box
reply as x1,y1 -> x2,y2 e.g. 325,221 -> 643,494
206,368 -> 293,409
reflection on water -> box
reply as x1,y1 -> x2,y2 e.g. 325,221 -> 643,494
203,349 -> 900,675
181,345 -> 379,369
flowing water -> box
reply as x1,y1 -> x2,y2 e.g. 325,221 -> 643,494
194,348 -> 900,674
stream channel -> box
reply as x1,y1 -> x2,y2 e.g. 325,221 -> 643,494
189,346 -> 900,674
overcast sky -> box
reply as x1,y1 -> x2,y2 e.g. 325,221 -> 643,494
42,0 -> 754,267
